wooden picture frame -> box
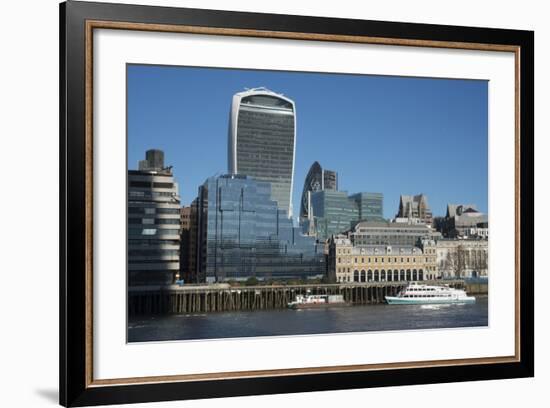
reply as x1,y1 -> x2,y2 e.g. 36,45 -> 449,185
60,1 -> 534,406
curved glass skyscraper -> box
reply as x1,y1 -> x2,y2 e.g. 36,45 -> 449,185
228,87 -> 296,217
299,161 -> 338,222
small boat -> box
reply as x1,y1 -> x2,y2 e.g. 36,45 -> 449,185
385,282 -> 476,305
287,294 -> 349,309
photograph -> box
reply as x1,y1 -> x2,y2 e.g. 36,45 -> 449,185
56,1 -> 534,405
126,64 -> 490,342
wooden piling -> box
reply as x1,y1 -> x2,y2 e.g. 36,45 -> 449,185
127,280 -> 478,316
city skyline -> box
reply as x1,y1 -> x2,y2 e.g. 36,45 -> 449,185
127,64 -> 488,219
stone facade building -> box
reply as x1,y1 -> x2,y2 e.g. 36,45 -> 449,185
328,236 -> 437,283
436,239 -> 488,278
396,194 -> 433,225
439,204 -> 488,238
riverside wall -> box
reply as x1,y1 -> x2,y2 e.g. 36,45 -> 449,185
128,280 -> 486,316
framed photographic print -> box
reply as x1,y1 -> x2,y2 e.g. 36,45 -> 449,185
59,0 -> 534,406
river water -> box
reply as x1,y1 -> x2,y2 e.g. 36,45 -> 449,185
128,295 -> 488,342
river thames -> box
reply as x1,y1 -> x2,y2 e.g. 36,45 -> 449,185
128,295 -> 488,342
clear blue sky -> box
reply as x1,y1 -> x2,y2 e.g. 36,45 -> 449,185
127,64 -> 488,219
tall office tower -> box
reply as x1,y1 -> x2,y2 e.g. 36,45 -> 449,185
228,87 -> 296,217
299,161 -> 338,223
322,169 -> 338,191
128,150 -> 181,286
396,194 -> 433,225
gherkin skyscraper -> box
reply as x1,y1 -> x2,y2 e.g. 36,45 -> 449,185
300,161 -> 338,223
228,87 -> 296,217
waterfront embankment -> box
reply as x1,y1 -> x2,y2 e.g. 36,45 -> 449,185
128,280 -> 487,316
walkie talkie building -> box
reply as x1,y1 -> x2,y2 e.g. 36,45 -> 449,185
228,87 -> 296,217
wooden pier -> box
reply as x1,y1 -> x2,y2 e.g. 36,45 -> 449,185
128,280 -> 484,316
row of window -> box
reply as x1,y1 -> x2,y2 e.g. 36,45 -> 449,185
129,181 -> 174,189
338,256 -> 429,264
337,268 -> 422,273
128,259 -> 179,264
337,247 -> 425,255
336,269 -> 424,283
402,294 -> 450,298
128,239 -> 180,246
129,191 -> 175,198
128,249 -> 179,257
128,207 -> 180,215
128,218 -> 180,225
128,228 -> 180,236
337,268 -> 423,275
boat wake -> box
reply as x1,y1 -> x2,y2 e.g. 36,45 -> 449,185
420,304 -> 450,310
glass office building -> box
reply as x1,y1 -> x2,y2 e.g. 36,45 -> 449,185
309,190 -> 359,241
305,190 -> 386,240
350,192 -> 384,222
196,174 -> 325,283
228,87 -> 296,217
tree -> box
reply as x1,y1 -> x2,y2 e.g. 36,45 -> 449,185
245,277 -> 259,286
471,249 -> 488,277
442,251 -> 458,278
480,250 -> 488,276
456,245 -> 468,278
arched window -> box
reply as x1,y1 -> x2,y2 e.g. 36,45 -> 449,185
360,270 -> 366,283
406,269 -> 411,281
353,270 -> 359,282
374,270 -> 379,282
419,269 -> 424,281
367,270 -> 373,282
387,270 -> 393,281
381,270 -> 386,281
412,269 -> 418,281
394,269 -> 399,281
400,269 -> 405,281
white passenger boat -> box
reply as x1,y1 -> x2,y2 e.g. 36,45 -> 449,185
385,282 -> 476,305
287,294 -> 349,309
